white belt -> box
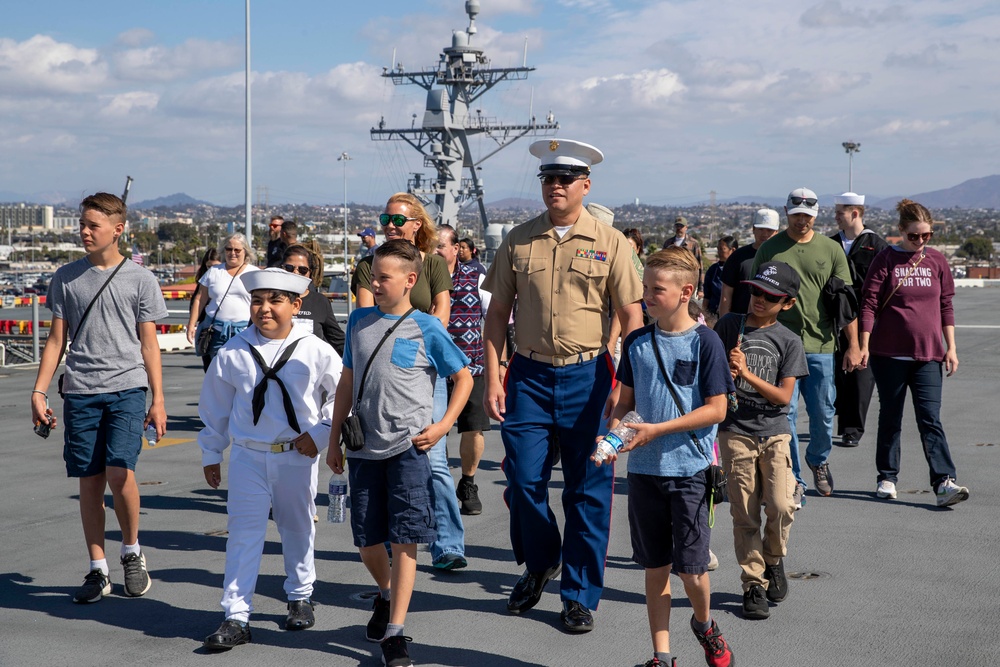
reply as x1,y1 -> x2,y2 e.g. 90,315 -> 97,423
237,441 -> 296,453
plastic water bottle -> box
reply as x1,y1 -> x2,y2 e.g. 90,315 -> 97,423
145,424 -> 158,447
593,411 -> 643,466
327,472 -> 348,523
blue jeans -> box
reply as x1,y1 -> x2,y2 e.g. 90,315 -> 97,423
427,375 -> 465,560
869,356 -> 956,488
787,353 -> 836,486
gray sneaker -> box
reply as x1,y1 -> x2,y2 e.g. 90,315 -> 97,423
73,569 -> 111,604
121,552 -> 151,597
792,483 -> 806,510
935,478 -> 969,507
808,462 -> 834,496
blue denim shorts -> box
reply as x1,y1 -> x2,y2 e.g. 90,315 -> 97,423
628,469 -> 711,574
62,388 -> 147,478
348,446 -> 437,547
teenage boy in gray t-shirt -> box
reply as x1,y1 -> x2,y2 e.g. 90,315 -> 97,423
31,192 -> 169,605
327,240 -> 471,667
714,262 -> 807,621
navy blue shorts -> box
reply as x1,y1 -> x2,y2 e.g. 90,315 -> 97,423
62,388 -> 147,478
628,469 -> 711,574
348,446 -> 437,547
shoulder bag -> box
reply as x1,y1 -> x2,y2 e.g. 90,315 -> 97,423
341,308 -> 415,452
649,332 -> 729,523
196,265 -> 244,356
57,257 -> 128,397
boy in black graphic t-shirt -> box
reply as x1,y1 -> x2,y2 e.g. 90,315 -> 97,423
714,262 -> 807,621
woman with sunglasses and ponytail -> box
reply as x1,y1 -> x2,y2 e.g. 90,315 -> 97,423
349,193 -> 469,571
282,244 -> 344,357
858,199 -> 967,507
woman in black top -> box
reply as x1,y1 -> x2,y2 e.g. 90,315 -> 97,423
281,244 -> 345,357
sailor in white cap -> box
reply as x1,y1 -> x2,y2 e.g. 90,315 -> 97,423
752,187 -> 859,506
830,193 -> 888,447
482,139 -> 643,633
719,208 -> 780,317
199,267 -> 342,650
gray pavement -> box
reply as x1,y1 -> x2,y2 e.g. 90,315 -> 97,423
1,289 -> 998,667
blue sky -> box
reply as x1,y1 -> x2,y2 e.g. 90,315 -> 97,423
3,0 -> 999,208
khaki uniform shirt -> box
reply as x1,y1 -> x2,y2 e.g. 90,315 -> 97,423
484,208 -> 643,358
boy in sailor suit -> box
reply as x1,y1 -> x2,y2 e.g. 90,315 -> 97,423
198,267 -> 342,650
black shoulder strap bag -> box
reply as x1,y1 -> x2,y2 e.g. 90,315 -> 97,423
57,257 -> 128,397
341,308 -> 415,451
649,332 -> 728,526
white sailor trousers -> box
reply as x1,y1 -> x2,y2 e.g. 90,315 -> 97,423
220,444 -> 318,622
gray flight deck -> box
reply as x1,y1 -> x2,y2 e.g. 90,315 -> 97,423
1,289 -> 998,666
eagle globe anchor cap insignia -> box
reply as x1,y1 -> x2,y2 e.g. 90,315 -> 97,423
549,140 -> 560,152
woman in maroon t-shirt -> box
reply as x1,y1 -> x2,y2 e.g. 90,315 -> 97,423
858,199 -> 967,507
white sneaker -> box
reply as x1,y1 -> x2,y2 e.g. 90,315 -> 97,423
935,478 -> 969,507
707,549 -> 719,571
876,480 -> 897,499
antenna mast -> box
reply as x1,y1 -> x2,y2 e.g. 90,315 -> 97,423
371,0 -> 558,230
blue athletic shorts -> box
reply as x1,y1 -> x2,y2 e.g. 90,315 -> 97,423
62,388 -> 147,478
348,446 -> 437,547
628,469 -> 711,574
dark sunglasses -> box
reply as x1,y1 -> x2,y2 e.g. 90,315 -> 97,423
223,247 -> 243,253
538,174 -> 586,186
788,196 -> 818,207
907,231 -> 933,242
750,285 -> 785,303
281,263 -> 310,276
379,213 -> 418,227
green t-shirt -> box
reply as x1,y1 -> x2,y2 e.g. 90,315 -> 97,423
751,231 -> 852,354
351,251 -> 452,314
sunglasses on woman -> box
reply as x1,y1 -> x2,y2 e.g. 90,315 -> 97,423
749,285 -> 785,303
907,231 -> 933,242
379,213 -> 419,227
281,263 -> 310,276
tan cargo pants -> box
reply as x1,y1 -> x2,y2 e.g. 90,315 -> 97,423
718,432 -> 796,591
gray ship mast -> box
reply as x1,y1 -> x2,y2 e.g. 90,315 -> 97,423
370,0 -> 558,231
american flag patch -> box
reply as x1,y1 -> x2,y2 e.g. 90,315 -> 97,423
576,249 -> 608,261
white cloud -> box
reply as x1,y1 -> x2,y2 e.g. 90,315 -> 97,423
100,91 -> 160,117
0,35 -> 107,94
872,119 -> 951,136
885,43 -> 958,68
573,68 -> 685,109
801,0 -> 907,28
116,28 -> 155,48
113,38 -> 243,82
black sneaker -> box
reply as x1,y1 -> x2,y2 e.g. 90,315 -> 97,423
121,552 -> 151,597
73,569 -> 111,604
380,634 -> 413,667
204,620 -> 252,651
742,584 -> 769,619
764,559 -> 788,603
366,595 -> 390,643
456,478 -> 482,515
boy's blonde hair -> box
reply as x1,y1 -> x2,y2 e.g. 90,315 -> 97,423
644,246 -> 700,287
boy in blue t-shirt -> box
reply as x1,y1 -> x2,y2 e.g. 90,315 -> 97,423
601,247 -> 736,667
327,240 -> 472,667
714,262 -> 807,621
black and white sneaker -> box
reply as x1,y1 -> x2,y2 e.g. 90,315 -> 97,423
380,635 -> 413,667
73,569 -> 111,604
121,552 -> 151,597
366,595 -> 390,643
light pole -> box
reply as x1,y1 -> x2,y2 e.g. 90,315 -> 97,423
842,141 -> 860,191
338,151 -> 353,313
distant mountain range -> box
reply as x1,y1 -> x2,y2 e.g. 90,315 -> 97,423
3,175 -> 999,210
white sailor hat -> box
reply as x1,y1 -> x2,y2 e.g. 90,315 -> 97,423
529,138 -> 604,176
241,267 -> 311,295
586,202 -> 615,225
834,192 -> 865,206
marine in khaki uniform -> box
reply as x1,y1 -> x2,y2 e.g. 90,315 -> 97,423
482,139 -> 643,633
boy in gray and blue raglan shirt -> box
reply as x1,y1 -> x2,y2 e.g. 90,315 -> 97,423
326,240 -> 472,667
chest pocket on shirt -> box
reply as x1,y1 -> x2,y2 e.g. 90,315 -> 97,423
567,257 -> 610,306
672,359 -> 697,386
391,338 -> 420,368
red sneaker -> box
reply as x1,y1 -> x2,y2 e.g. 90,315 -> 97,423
691,617 -> 734,667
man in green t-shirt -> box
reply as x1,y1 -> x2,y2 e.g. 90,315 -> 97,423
751,188 -> 861,505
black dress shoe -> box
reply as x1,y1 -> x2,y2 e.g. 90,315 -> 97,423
507,562 -> 561,614
838,434 -> 860,447
560,600 -> 594,633
204,620 -> 252,650
285,599 -> 316,630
